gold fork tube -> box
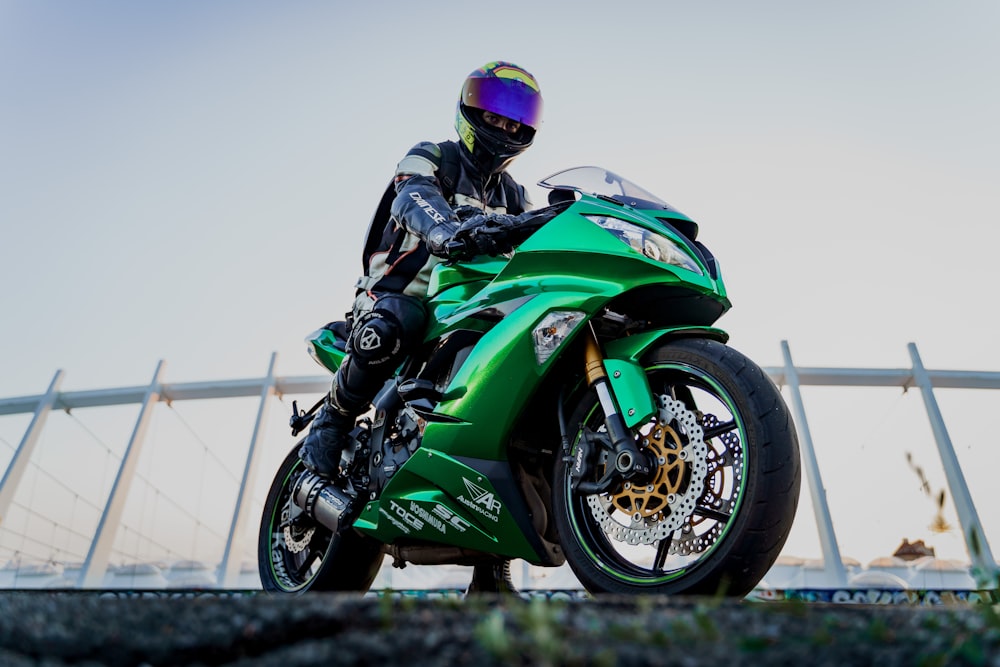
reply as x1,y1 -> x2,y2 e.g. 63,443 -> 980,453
584,325 -> 606,385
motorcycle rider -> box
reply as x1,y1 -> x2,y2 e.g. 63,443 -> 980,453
298,61 -> 544,591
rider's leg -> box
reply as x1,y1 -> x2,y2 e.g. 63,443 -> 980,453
298,293 -> 427,477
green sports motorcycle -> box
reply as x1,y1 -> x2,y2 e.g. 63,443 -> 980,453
258,166 -> 801,597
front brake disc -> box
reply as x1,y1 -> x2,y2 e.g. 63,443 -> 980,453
586,395 -> 708,545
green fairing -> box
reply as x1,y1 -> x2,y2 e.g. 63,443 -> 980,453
307,328 -> 347,371
307,192 -> 730,561
355,448 -> 540,560
414,203 -> 727,456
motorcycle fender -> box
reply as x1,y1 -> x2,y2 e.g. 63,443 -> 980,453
603,326 -> 729,429
603,359 -> 656,430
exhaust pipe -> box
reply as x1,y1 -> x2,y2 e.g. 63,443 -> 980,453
292,471 -> 353,533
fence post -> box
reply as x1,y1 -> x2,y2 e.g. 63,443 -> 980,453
78,361 -> 165,588
782,341 -> 848,586
908,342 -> 997,585
218,353 -> 277,587
0,370 -> 65,525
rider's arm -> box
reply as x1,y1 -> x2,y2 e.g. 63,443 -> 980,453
389,143 -> 461,258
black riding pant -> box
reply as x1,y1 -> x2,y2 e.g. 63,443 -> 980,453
332,292 -> 427,414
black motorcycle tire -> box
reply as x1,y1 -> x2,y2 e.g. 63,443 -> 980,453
257,445 -> 384,595
553,337 -> 800,597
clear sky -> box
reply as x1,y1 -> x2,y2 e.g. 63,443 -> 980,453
1,1 -> 999,569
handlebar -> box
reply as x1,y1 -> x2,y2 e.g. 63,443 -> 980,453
446,201 -> 571,262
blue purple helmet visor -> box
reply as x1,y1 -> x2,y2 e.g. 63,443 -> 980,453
461,64 -> 543,128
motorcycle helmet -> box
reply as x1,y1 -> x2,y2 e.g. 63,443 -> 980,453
455,61 -> 543,175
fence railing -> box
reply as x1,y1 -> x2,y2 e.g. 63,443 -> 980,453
1,341 -> 998,588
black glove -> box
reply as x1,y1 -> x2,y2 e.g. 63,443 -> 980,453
452,214 -> 515,258
428,207 -> 505,259
445,205 -> 568,260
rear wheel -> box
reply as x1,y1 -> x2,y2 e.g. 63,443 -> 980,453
553,338 -> 800,596
257,445 -> 384,594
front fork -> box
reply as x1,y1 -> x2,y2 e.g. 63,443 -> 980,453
572,325 -> 654,493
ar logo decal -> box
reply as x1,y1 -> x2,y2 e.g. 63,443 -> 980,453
463,478 -> 502,513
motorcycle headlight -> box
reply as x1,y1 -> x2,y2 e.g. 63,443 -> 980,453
585,215 -> 703,275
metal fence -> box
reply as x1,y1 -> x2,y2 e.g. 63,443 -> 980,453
1,341 -> 997,589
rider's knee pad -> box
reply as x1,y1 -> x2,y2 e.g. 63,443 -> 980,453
348,292 -> 427,371
348,310 -> 405,369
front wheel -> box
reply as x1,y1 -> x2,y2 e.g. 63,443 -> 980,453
257,445 -> 384,594
553,338 -> 800,596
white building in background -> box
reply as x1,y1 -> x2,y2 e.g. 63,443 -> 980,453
0,342 -> 998,592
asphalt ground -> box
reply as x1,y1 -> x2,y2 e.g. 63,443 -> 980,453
1,590 -> 999,666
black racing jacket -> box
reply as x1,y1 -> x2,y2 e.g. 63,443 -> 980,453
359,140 -> 531,297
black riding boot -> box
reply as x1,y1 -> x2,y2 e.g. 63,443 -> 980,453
298,396 -> 355,477
466,559 -> 517,595
298,351 -> 384,477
